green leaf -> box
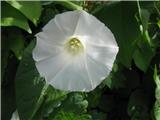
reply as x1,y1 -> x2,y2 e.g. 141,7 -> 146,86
2,79 -> 16,120
41,92 -> 89,119
133,26 -> 156,72
153,65 -> 160,120
157,20 -> 160,28
99,94 -> 115,113
133,49 -> 152,72
95,2 -> 140,68
1,27 -> 25,78
153,101 -> 160,120
127,89 -> 150,120
87,88 -> 102,108
61,93 -> 88,114
141,9 -> 150,31
89,110 -> 107,120
40,7 -> 57,25
33,85 -> 68,119
8,28 -> 25,60
1,30 -> 10,80
34,92 -> 88,119
137,1 -> 151,31
105,70 -> 126,89
1,2 -> 31,33
133,32 -> 155,72
133,1 -> 157,72
53,111 -> 91,120
15,41 -> 45,120
6,1 -> 42,25
1,54 -> 17,120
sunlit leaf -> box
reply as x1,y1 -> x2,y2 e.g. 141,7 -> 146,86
1,2 -> 31,33
6,1 -> 42,25
157,20 -> 160,28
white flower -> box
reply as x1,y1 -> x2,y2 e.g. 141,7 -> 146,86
10,110 -> 20,120
33,10 -> 119,92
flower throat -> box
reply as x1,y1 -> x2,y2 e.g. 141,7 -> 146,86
65,38 -> 84,56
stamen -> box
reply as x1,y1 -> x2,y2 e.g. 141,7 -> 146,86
65,38 -> 84,55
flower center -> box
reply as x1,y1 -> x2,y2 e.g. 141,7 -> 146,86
65,38 -> 84,55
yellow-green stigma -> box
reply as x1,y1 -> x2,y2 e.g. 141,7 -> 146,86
65,38 -> 84,55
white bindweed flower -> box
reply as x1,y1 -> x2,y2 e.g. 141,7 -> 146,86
33,10 -> 119,92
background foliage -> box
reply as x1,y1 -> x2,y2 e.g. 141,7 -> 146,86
1,1 -> 160,120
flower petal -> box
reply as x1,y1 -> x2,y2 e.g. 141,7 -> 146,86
43,10 -> 80,37
39,17 -> 70,45
74,10 -> 118,47
49,55 -> 93,92
86,41 -> 118,69
33,35 -> 63,62
86,54 -> 111,88
35,52 -> 69,82
73,10 -> 102,36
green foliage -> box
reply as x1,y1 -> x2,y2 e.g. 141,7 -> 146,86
61,93 -> 88,113
95,2 -> 140,68
87,88 -> 102,108
1,54 -> 17,120
133,34 -> 155,72
1,27 -> 24,80
127,89 -> 150,120
105,67 -> 126,89
40,7 -> 57,25
54,1 -> 83,10
53,111 -> 91,120
1,31 -> 10,80
1,1 -> 160,120
1,2 -> 31,33
153,65 -> 160,120
15,41 -> 45,120
133,1 -> 156,72
7,28 -> 25,60
32,85 -> 68,120
158,20 -> 160,28
90,110 -> 107,120
6,1 -> 42,25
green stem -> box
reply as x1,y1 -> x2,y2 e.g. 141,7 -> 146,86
55,1 -> 83,10
137,0 -> 143,23
29,84 -> 49,120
